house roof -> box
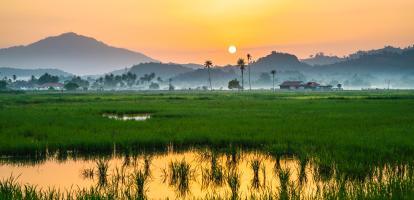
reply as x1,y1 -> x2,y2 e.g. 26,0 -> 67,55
279,81 -> 303,87
305,82 -> 320,87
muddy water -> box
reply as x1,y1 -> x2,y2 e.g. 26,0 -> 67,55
0,150 -> 322,199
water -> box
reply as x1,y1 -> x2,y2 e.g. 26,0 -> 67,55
102,113 -> 151,121
0,149 -> 412,199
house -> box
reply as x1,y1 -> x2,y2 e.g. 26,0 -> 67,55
304,82 -> 320,89
279,81 -> 304,89
37,82 -> 64,90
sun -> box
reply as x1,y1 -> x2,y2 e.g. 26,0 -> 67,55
228,45 -> 237,54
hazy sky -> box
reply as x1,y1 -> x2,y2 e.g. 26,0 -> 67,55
1,0 -> 413,65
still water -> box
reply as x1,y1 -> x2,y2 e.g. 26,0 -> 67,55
0,149 -> 411,199
102,113 -> 151,121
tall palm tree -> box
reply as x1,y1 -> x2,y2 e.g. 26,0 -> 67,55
204,60 -> 213,91
237,58 -> 246,90
271,70 -> 276,92
247,54 -> 252,91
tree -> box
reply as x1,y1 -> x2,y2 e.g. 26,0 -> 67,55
228,79 -> 241,90
247,54 -> 252,90
168,78 -> 175,91
237,58 -> 246,90
38,73 -> 59,84
271,70 -> 277,92
68,76 -> 89,88
204,60 -> 213,91
0,80 -> 7,90
64,82 -> 79,91
149,82 -> 159,90
12,75 -> 17,82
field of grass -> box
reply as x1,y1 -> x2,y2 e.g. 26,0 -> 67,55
1,90 -> 414,199
1,90 -> 414,171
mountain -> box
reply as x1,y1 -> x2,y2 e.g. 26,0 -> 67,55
301,52 -> 345,66
0,32 -> 157,75
179,63 -> 203,69
348,46 -> 408,60
128,62 -> 193,79
314,47 -> 414,74
0,67 -> 72,78
249,51 -> 311,73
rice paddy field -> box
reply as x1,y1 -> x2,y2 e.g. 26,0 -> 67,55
0,90 -> 414,199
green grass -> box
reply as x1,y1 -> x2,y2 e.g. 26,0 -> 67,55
0,90 -> 414,176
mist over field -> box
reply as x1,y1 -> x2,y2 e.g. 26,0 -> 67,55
0,33 -> 413,91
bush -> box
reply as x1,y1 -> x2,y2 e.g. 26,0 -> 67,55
64,82 -> 79,91
228,79 -> 241,90
0,80 -> 7,90
149,82 -> 160,90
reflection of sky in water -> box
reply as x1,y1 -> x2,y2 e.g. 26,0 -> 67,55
103,113 -> 151,121
0,150 -> 410,199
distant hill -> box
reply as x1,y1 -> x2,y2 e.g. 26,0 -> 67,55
301,52 -> 345,66
314,47 -> 414,74
0,32 -> 157,75
348,46 -> 409,60
128,62 -> 193,79
0,67 -> 72,78
250,51 -> 311,73
176,63 -> 203,69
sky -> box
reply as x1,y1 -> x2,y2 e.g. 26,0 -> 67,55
1,0 -> 413,65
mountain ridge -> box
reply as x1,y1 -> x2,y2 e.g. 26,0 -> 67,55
0,32 -> 157,75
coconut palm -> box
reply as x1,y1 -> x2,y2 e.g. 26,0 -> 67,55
247,54 -> 252,91
271,70 -> 276,92
237,58 -> 246,90
204,60 -> 213,91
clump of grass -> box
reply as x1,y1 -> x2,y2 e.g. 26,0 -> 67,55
250,159 -> 262,189
277,168 -> 291,200
132,170 -> 147,199
143,155 -> 152,178
166,159 -> 192,196
96,159 -> 109,187
81,167 -> 94,180
202,151 -> 224,188
227,169 -> 240,200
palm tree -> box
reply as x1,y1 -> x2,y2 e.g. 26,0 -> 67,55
247,54 -> 252,91
271,70 -> 276,92
237,58 -> 246,90
204,60 -> 213,91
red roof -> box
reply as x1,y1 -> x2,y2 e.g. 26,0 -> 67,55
305,82 -> 320,87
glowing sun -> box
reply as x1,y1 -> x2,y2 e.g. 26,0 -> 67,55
228,45 -> 237,54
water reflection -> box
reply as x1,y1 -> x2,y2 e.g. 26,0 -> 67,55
102,113 -> 151,121
0,149 -> 412,199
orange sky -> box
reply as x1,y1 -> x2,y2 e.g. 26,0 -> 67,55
1,0 -> 413,65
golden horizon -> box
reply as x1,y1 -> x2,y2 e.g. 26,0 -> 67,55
1,0 -> 413,65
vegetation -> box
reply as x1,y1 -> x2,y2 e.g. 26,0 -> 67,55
228,79 -> 241,90
237,59 -> 246,90
247,54 -> 252,91
0,91 -> 414,198
37,73 -> 59,84
271,70 -> 276,91
204,60 -> 213,91
0,80 -> 7,90
64,82 -> 79,91
66,76 -> 89,89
